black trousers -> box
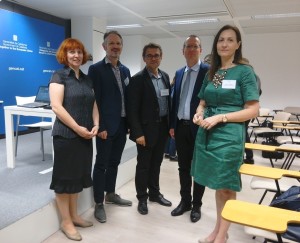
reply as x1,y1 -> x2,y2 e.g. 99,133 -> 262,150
135,118 -> 168,201
175,120 -> 205,208
93,118 -> 127,203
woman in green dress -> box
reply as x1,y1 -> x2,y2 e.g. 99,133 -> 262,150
192,25 -> 260,243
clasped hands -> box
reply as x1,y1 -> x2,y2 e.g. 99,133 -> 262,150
77,125 -> 99,139
193,113 -> 222,130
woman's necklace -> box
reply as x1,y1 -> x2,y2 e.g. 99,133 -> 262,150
212,70 -> 227,88
212,63 -> 233,88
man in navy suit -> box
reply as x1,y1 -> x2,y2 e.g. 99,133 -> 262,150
88,31 -> 132,224
170,35 -> 209,222
127,43 -> 172,215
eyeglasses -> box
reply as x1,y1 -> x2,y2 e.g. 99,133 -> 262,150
145,54 -> 161,59
185,45 -> 200,50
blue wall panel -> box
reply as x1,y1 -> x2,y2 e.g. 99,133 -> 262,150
0,8 -> 66,135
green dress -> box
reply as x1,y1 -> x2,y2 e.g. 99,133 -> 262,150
191,65 -> 259,191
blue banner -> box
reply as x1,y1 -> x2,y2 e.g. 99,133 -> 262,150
0,8 -> 65,135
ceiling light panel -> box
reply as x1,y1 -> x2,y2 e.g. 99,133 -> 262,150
106,24 -> 143,29
167,18 -> 219,25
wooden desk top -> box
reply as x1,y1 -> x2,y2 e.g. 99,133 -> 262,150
239,164 -> 300,179
245,143 -> 277,152
273,125 -> 300,130
276,144 -> 300,153
245,142 -> 300,153
271,120 -> 300,125
222,200 -> 300,233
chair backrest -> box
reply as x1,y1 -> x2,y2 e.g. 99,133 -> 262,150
15,96 -> 36,105
284,107 -> 300,114
273,112 -> 291,121
259,108 -> 271,116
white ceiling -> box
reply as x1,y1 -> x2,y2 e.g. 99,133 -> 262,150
6,0 -> 300,38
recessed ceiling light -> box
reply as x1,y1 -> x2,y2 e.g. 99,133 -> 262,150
106,24 -> 143,29
252,13 -> 300,19
167,18 -> 219,25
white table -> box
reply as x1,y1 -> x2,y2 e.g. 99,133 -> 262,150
4,105 -> 56,168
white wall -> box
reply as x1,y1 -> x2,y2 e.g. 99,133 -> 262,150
71,17 -> 106,73
153,36 -> 214,78
120,32 -> 300,111
122,35 -> 150,76
243,32 -> 300,110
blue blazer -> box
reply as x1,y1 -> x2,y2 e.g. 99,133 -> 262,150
88,58 -> 131,136
170,62 -> 209,138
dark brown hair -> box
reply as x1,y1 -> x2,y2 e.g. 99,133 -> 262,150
142,42 -> 163,57
56,38 -> 88,65
209,25 -> 244,80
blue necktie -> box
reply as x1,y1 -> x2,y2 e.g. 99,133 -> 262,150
178,69 -> 192,120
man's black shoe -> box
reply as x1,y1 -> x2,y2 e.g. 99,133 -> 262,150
137,201 -> 148,215
243,158 -> 254,164
149,194 -> 172,207
171,201 -> 192,216
190,207 -> 201,222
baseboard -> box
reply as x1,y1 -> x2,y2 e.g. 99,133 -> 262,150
0,158 -> 136,243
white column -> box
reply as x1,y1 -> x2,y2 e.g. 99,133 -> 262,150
71,17 -> 106,73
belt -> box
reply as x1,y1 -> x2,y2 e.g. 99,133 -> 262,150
179,119 -> 190,125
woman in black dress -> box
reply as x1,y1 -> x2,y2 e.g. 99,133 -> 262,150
49,38 -> 99,241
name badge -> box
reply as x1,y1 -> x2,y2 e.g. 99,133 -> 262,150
222,80 -> 236,89
160,89 -> 169,96
124,77 -> 129,86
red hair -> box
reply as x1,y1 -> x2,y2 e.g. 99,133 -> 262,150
56,38 -> 89,65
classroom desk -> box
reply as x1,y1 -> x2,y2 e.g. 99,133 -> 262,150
273,125 -> 300,130
271,120 -> 300,125
235,150 -> 300,237
245,142 -> 277,152
4,105 -> 56,168
245,143 -> 300,169
222,199 -> 300,243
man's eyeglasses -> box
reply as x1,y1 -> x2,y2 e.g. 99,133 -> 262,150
185,45 -> 200,50
145,54 -> 161,59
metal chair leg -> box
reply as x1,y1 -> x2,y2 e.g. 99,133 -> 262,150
15,115 -> 20,157
40,128 -> 45,161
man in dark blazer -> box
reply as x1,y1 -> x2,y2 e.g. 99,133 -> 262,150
170,35 -> 209,223
88,31 -> 132,224
127,43 -> 172,215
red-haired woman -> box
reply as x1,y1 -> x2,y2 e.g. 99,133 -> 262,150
49,38 -> 99,241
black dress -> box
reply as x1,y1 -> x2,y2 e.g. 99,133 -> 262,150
49,67 -> 95,194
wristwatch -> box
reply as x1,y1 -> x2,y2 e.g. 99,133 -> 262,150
222,114 -> 228,123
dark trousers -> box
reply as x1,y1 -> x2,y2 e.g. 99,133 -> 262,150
93,118 -> 127,203
176,120 -> 205,208
245,120 -> 253,159
135,119 -> 168,201
164,136 -> 176,157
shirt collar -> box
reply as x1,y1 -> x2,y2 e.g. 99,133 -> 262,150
185,60 -> 201,73
105,56 -> 121,67
146,68 -> 161,79
64,66 -> 84,77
